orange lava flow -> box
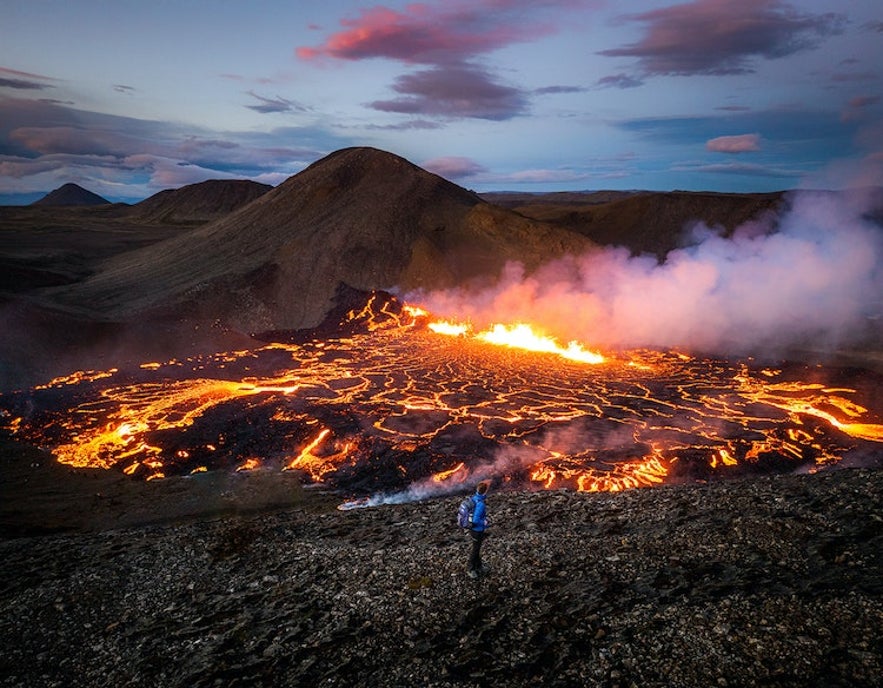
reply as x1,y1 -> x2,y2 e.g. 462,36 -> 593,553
236,458 -> 262,472
432,461 -> 468,483
3,292 -> 881,499
284,428 -> 342,481
531,454 -> 670,492
47,377 -> 302,475
735,376 -> 883,443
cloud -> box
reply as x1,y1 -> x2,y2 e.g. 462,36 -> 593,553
506,168 -> 591,183
841,94 -> 880,122
0,152 -> 120,179
297,1 -> 588,121
0,97 -> 348,200
245,91 -> 307,114
595,73 -> 644,89
364,119 -> 444,131
10,125 -> 150,157
534,85 -> 585,95
369,65 -> 528,120
600,0 -> 845,76
221,73 -> 280,86
0,77 -> 52,90
829,71 -> 879,83
121,153 -> 244,188
673,161 -> 802,178
0,67 -> 57,91
617,109 -> 859,175
421,156 -> 487,179
296,1 -> 571,65
113,84 -> 136,95
706,133 -> 761,153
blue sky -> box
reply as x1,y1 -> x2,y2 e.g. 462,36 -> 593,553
1,0 -> 881,203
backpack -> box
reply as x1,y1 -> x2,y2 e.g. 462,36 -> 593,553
457,496 -> 475,529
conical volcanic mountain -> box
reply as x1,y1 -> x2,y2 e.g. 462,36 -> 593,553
48,147 -> 593,331
32,183 -> 109,207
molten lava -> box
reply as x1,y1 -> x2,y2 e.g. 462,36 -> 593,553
427,319 -> 604,364
1,291 -> 881,501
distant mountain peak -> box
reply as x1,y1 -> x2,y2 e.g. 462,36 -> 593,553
277,146 -> 484,207
32,183 -> 109,207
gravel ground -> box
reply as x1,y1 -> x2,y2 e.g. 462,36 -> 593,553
1,467 -> 881,688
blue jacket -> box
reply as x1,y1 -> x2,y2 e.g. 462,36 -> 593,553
471,492 -> 487,532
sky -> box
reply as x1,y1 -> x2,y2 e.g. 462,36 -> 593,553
1,0 -> 882,203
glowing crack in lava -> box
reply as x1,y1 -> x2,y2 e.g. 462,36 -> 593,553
1,293 -> 881,503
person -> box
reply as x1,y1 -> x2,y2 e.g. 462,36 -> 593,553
467,481 -> 490,578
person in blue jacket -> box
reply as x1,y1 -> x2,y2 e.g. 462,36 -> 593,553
467,481 -> 490,578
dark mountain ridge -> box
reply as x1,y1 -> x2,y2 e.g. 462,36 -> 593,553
129,179 -> 272,224
31,183 -> 109,207
493,189 -> 786,259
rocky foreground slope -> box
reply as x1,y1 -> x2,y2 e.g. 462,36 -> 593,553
1,466 -> 880,687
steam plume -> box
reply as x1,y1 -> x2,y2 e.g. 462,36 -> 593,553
410,190 -> 883,355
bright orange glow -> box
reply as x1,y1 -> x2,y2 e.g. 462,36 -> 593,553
477,323 -> 605,363
46,377 -> 300,469
432,462 -> 467,483
712,448 -> 738,468
426,318 -> 605,364
285,429 -> 340,481
35,368 -> 118,389
735,376 -> 883,443
530,455 -> 669,492
428,320 -> 469,336
3,292 -> 881,501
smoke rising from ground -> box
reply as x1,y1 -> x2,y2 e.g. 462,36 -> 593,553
410,190 -> 883,355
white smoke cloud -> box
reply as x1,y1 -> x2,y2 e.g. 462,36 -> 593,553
409,190 -> 883,355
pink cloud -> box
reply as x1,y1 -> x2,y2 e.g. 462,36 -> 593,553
706,133 -> 761,153
10,126 -> 149,156
0,66 -> 59,82
600,0 -> 844,76
841,94 -> 880,123
296,1 -> 574,65
297,1 -> 593,121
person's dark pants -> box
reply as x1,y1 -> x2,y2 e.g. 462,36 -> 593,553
468,529 -> 487,572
